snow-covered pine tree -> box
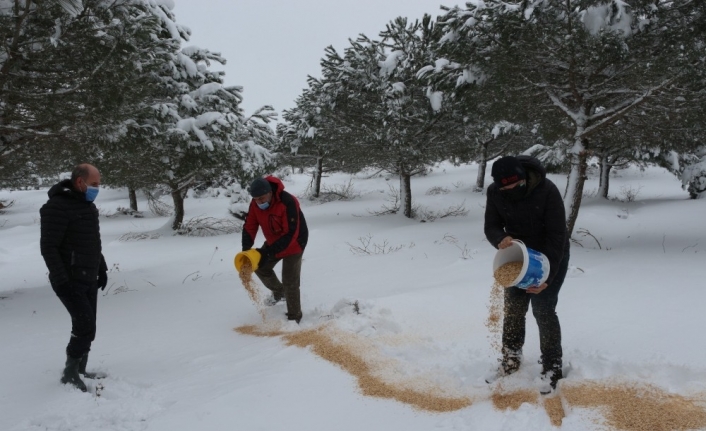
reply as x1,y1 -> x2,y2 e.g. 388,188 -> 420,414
437,0 -> 705,234
0,0 -> 183,186
101,16 -> 275,230
323,16 -> 460,218
279,66 -> 362,198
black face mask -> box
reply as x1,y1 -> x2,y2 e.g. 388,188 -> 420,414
500,183 -> 527,201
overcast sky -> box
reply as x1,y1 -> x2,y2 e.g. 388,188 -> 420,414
172,0 -> 452,119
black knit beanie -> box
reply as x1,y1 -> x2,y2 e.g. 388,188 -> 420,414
248,177 -> 272,197
491,156 -> 526,188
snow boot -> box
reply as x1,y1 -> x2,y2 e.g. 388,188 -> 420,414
61,355 -> 87,392
286,312 -> 302,324
79,354 -> 107,379
539,365 -> 563,395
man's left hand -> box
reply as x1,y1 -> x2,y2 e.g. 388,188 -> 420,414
526,282 -> 547,294
97,271 -> 108,290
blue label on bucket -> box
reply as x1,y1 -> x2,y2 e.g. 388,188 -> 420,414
517,248 -> 550,289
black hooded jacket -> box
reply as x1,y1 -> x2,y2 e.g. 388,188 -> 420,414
40,179 -> 107,290
484,156 -> 569,285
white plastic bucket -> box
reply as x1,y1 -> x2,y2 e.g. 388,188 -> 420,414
492,240 -> 550,289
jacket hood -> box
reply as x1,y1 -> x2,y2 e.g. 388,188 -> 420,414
47,179 -> 82,200
516,155 -> 546,192
265,175 -> 285,197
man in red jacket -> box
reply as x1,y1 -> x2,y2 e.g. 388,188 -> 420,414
242,176 -> 308,323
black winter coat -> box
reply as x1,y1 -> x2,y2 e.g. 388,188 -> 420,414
484,156 -> 569,285
40,180 -> 107,292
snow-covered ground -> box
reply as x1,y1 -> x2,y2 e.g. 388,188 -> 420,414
1,162 -> 705,431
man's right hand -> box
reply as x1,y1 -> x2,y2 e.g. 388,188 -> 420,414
498,236 -> 514,249
256,247 -> 268,261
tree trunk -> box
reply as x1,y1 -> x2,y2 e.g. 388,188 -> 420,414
564,139 -> 589,236
170,186 -> 186,231
313,157 -> 323,198
400,170 -> 412,219
475,141 -> 489,192
128,187 -> 138,211
598,156 -> 612,199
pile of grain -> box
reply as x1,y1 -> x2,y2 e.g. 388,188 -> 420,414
236,324 -> 472,412
285,328 -> 472,412
491,388 -> 537,411
563,382 -> 706,431
489,382 -> 706,431
238,259 -> 265,321
543,394 -> 565,427
493,261 -> 523,287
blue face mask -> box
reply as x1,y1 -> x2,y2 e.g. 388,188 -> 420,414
257,201 -> 270,210
85,186 -> 100,202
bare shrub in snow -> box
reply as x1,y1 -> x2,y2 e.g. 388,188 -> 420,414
147,192 -> 174,217
176,216 -> 240,237
425,186 -> 450,195
0,200 -> 14,214
347,234 -> 406,255
414,202 -> 468,222
118,232 -> 162,242
617,185 -> 642,203
314,180 -> 360,203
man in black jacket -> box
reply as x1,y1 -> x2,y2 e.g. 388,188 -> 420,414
40,164 -> 108,392
484,155 -> 570,393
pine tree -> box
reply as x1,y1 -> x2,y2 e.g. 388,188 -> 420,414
0,0 -> 185,186
322,16 -> 460,218
437,0 -> 705,233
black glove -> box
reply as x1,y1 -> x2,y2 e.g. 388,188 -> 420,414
97,271 -> 108,290
256,247 -> 270,265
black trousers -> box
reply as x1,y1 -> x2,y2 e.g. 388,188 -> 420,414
502,252 -> 570,370
255,252 -> 303,319
57,282 -> 98,359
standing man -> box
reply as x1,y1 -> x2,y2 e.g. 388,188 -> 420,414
40,164 -> 108,392
484,155 -> 570,394
242,176 -> 308,323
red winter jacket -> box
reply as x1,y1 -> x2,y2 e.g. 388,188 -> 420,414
242,176 -> 308,259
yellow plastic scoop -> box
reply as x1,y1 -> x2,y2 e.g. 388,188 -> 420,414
234,249 -> 262,272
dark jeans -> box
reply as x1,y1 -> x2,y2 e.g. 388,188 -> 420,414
255,252 -> 303,319
503,252 -> 570,370
57,282 -> 98,359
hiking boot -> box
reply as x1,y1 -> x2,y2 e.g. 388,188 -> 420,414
502,356 -> 521,375
264,293 -> 284,306
61,355 -> 87,392
79,354 -> 107,379
286,312 -> 302,324
539,365 -> 563,395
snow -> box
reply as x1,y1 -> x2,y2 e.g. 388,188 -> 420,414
427,89 -> 443,112
582,2 -> 633,37
379,50 -> 403,77
2,162 -> 706,430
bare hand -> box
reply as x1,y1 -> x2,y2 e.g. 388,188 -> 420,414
526,283 -> 548,294
498,236 -> 514,249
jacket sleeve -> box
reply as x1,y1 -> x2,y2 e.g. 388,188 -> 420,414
542,182 -> 568,286
241,201 -> 259,251
39,201 -> 70,286
484,187 -> 507,249
267,191 -> 300,256
100,254 -> 108,273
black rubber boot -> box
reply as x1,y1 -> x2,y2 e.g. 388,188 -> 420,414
79,354 -> 106,379
61,355 -> 87,392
